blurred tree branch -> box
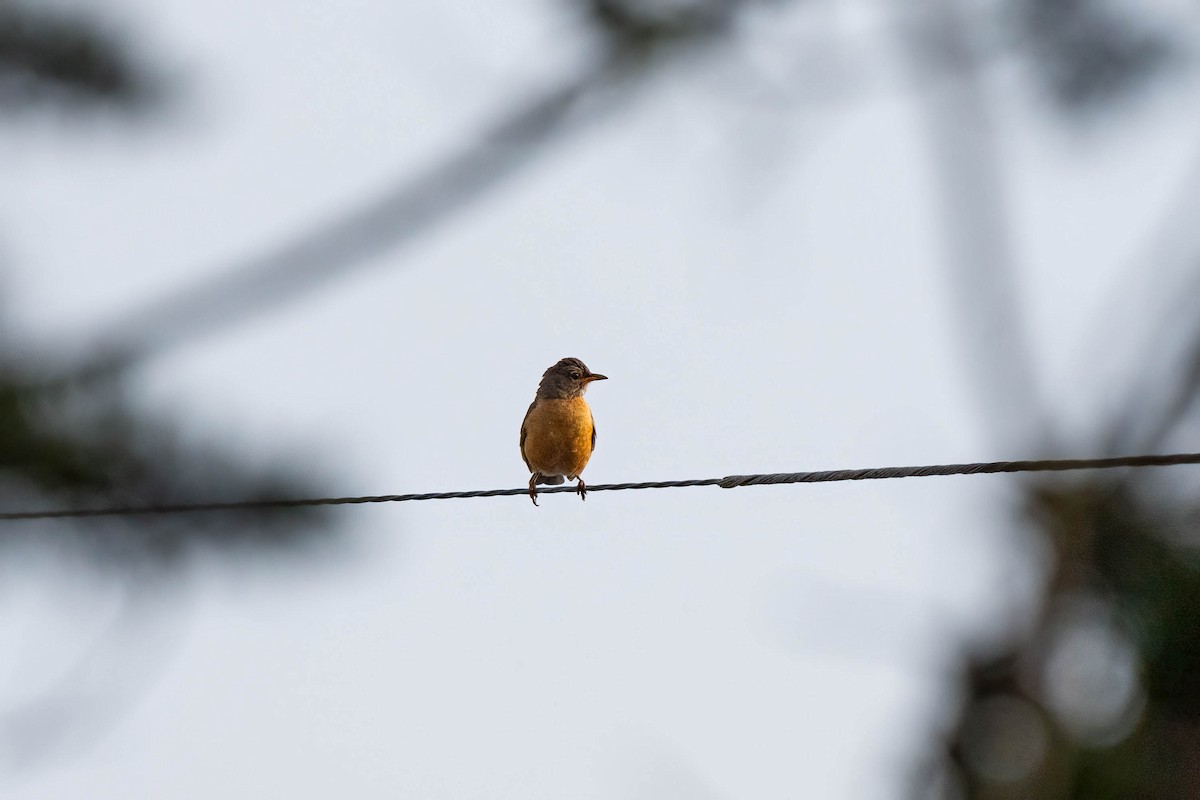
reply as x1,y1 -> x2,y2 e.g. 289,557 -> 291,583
62,0 -> 746,382
0,3 -> 336,573
0,1 -> 341,773
64,52 -> 621,379
903,0 -> 1050,449
1,568 -> 191,771
908,1 -> 1200,798
63,0 -> 1184,389
3,0 -> 1199,790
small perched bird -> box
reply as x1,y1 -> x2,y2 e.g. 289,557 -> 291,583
520,357 -> 608,506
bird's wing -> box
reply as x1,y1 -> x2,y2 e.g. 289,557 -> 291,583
590,410 -> 596,454
519,400 -> 536,471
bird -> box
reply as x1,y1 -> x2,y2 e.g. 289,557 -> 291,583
519,357 -> 608,506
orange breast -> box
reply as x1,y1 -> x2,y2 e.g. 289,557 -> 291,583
521,397 -> 595,478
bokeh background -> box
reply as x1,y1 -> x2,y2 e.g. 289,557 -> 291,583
2,0 -> 1200,797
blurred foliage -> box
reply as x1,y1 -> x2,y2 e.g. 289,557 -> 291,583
0,0 -> 336,753
584,0 -> 736,56
0,2 -> 334,576
0,370 -> 333,571
1013,0 -> 1178,112
912,0 -> 1200,793
919,478 -> 1200,799
0,0 -> 1196,790
0,1 -> 161,113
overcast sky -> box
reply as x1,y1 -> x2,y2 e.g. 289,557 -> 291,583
3,1 -> 1200,797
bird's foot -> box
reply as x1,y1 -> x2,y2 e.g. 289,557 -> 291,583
528,474 -> 540,507
576,478 -> 587,501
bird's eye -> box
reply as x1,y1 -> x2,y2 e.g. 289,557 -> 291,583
569,370 -> 582,380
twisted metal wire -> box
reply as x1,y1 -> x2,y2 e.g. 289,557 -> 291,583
1,452 -> 1197,521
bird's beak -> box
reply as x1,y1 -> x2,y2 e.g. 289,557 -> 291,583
583,373 -> 608,383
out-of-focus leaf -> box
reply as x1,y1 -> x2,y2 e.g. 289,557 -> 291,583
583,0 -> 736,57
1015,0 -> 1177,111
0,367 -> 339,573
0,3 -> 161,112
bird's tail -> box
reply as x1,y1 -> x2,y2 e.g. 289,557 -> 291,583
536,474 -> 565,485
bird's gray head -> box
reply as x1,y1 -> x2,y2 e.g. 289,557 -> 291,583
536,357 -> 608,400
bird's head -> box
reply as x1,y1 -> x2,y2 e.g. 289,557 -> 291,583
536,357 -> 608,400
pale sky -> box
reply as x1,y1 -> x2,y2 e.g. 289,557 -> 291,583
3,0 -> 1200,797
